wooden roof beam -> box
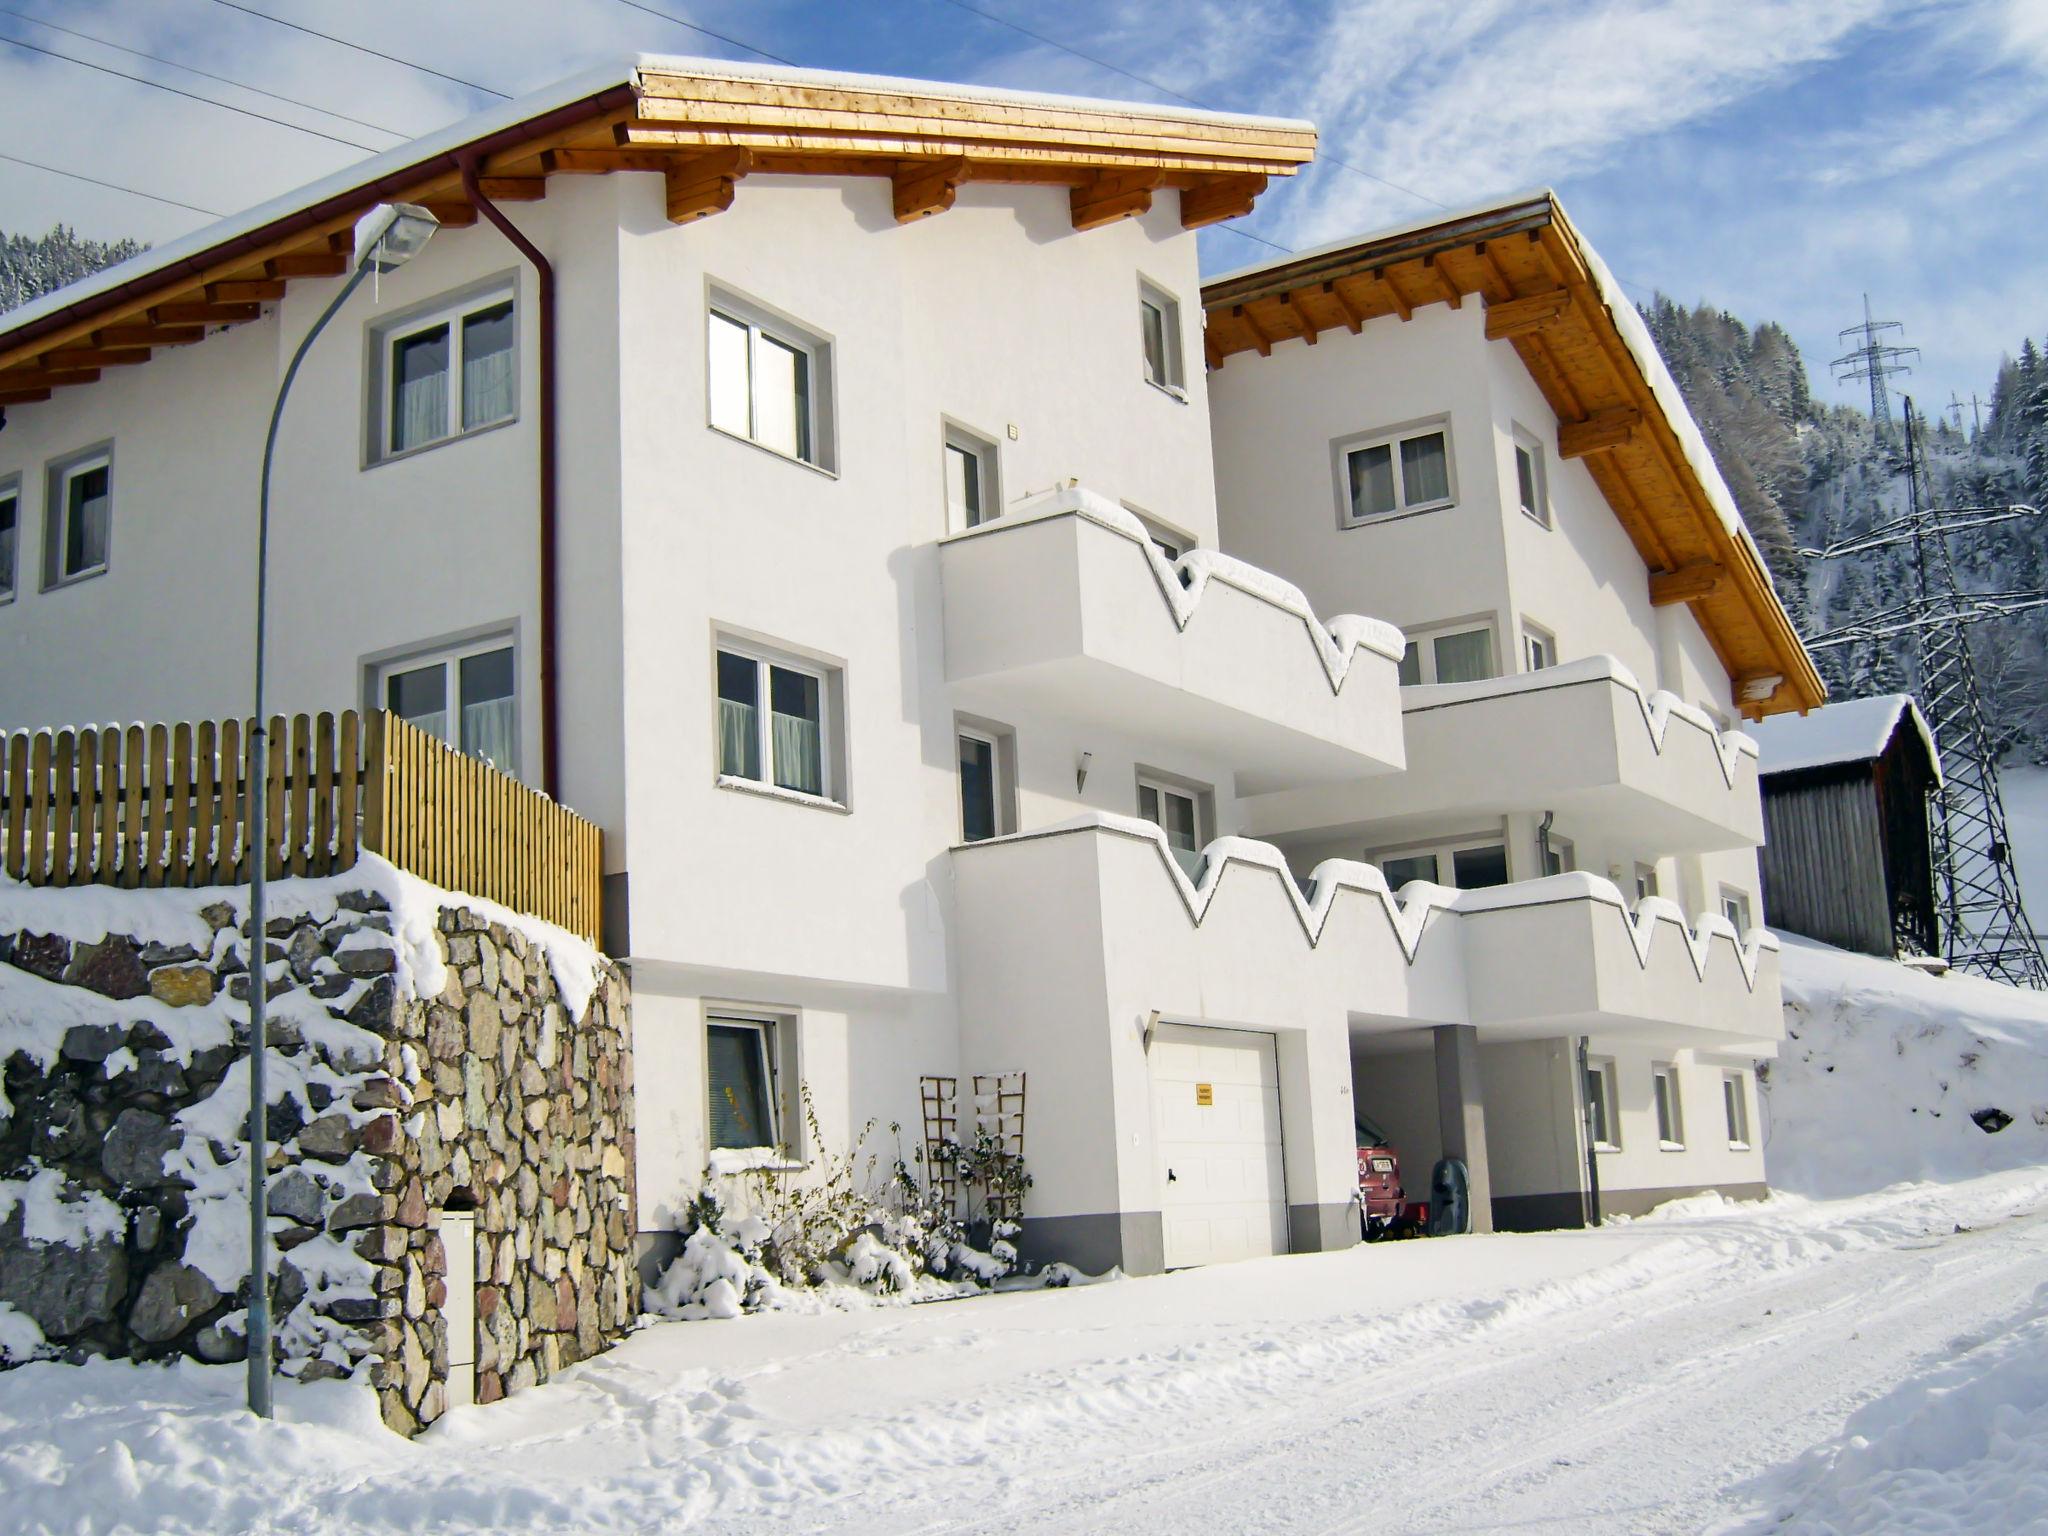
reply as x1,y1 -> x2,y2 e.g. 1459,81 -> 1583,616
1180,173 -> 1266,230
1424,255 -> 1461,309
1559,406 -> 1643,459
6,367 -> 100,388
1233,303 -> 1272,358
417,200 -> 479,229
477,176 -> 544,202
96,323 -> 204,348
1285,290 -> 1320,344
541,147 -> 669,175
1484,289 -> 1569,340
267,251 -> 348,280
206,279 -> 286,302
664,147 -> 752,224
1071,168 -> 1161,231
41,346 -> 152,370
891,155 -> 968,223
0,386 -> 51,407
150,301 -> 260,325
1323,280 -> 1364,334
1650,561 -> 1729,606
1373,268 -> 1413,322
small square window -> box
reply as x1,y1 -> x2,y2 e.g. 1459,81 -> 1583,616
376,287 -> 518,460
1720,886 -> 1752,931
1336,420 -> 1455,525
43,449 -> 112,588
708,290 -> 834,469
1138,773 -> 1206,880
716,640 -> 841,804
1634,863 -> 1660,904
0,483 -> 17,600
707,1016 -> 780,1150
1723,1072 -> 1751,1148
1653,1064 -> 1684,1149
378,637 -> 519,774
944,425 -> 1000,531
1139,280 -> 1185,393
1584,1059 -> 1620,1151
1514,428 -> 1550,527
1524,624 -> 1555,672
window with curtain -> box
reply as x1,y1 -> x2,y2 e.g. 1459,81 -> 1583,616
707,298 -> 827,467
1432,629 -> 1495,684
379,288 -> 516,459
706,1018 -> 778,1150
0,487 -> 17,598
49,457 -> 112,583
381,640 -> 517,775
1138,778 -> 1204,880
716,643 -> 837,802
1340,422 -> 1454,524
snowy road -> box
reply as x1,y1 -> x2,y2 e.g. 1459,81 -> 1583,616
7,1167 -> 2048,1535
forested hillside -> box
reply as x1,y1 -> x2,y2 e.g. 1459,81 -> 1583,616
0,224 -> 145,315
1645,298 -> 2048,758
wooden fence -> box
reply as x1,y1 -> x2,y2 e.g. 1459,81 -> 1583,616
1,709 -> 604,944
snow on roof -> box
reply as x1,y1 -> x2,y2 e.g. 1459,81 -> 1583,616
1750,694 -> 1940,781
0,53 -> 1309,349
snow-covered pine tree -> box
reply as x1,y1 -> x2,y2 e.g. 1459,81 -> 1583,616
0,224 -> 146,315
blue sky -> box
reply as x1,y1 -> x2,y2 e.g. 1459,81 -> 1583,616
2,0 -> 2042,423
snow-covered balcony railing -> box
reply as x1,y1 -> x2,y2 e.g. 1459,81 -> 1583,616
952,814 -> 1782,1051
1241,655 -> 1763,853
940,485 -> 1406,793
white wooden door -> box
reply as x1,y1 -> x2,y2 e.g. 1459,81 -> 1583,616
1150,1025 -> 1287,1268
441,1210 -> 476,1409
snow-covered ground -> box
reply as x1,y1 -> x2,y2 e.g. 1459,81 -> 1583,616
5,941 -> 2048,1534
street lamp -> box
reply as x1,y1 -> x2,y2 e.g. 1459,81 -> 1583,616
246,202 -> 438,1418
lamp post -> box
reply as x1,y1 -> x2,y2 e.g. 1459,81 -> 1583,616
246,202 -> 438,1418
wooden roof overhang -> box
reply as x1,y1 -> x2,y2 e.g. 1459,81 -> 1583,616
1200,194 -> 1824,719
0,61 -> 1313,409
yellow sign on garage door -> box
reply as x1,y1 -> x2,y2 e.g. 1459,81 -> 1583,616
1195,1083 -> 1214,1106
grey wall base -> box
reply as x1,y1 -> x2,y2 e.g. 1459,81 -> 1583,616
1598,1181 -> 1770,1220
1018,1211 -> 1165,1277
636,1229 -> 683,1290
1494,1181 -> 1771,1231
1289,1202 -> 1360,1254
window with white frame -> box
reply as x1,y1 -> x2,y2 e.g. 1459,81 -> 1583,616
716,641 -> 838,802
1723,1071 -> 1751,1148
709,291 -> 832,467
1397,622 -> 1497,686
1524,621 -> 1556,673
1377,837 -> 1510,892
377,288 -> 516,458
1139,279 -> 1184,394
378,638 -> 519,775
1653,1063 -> 1685,1148
43,449 -> 112,587
957,719 -> 1017,844
706,1014 -> 781,1150
0,480 -> 17,600
1137,773 -> 1207,880
1128,506 -> 1193,563
943,424 -> 999,531
1336,419 -> 1454,525
1584,1057 -> 1620,1151
1720,885 -> 1752,931
1634,863 -> 1660,904
1513,426 -> 1550,527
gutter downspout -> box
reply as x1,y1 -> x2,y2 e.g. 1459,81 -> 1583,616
1577,1035 -> 1603,1228
460,154 -> 560,799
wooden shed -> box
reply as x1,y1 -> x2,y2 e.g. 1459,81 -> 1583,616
1749,695 -> 1942,957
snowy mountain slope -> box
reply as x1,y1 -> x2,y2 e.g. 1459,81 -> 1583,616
1767,935 -> 2048,1198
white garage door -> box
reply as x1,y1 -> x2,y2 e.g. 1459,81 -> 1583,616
1150,1024 -> 1287,1268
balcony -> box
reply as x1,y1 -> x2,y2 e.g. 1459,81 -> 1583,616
952,816 -> 1783,1053
940,487 -> 1405,793
1242,655 -> 1763,852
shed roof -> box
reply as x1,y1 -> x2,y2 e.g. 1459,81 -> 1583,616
1750,694 -> 1941,783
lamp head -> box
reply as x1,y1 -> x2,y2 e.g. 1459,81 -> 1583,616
355,202 -> 440,274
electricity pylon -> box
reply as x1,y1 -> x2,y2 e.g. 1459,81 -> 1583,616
1831,294 -> 1918,444
1800,399 -> 2048,985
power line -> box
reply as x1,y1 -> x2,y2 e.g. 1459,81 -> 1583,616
0,4 -> 412,141
206,0 -> 509,100
0,149 -> 224,216
0,31 -> 384,152
604,0 -> 799,67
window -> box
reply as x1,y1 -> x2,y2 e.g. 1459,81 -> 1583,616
1541,836 -> 1575,877
707,1016 -> 780,1150
1720,886 -> 1752,932
0,481 -> 16,600
944,425 -> 999,530
43,450 -> 111,587
378,289 -> 516,458
716,642 -> 839,802
1723,1072 -> 1751,1148
709,291 -> 832,468
1336,420 -> 1454,525
957,719 -> 1017,843
1524,623 -> 1555,673
1584,1058 -> 1620,1151
1128,507 -> 1193,563
1653,1064 -> 1684,1149
1139,280 -> 1184,394
1513,427 -> 1549,527
1137,774 -> 1206,881
1397,624 -> 1498,686
1376,837 -> 1509,891
379,639 -> 519,774
1634,863 -> 1660,904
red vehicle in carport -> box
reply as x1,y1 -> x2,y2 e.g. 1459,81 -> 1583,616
1357,1114 -> 1428,1239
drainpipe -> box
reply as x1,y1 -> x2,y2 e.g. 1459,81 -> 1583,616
459,154 -> 560,800
1537,809 -> 1556,875
1577,1035 -> 1603,1227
